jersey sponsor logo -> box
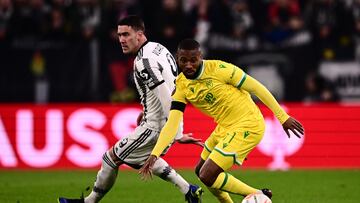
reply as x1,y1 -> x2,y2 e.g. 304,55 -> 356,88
204,92 -> 216,104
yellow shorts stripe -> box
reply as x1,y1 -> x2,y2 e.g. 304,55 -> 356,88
204,143 -> 212,153
214,147 -> 241,165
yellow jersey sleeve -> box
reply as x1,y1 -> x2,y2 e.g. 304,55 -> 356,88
216,61 -> 247,88
150,110 -> 183,157
172,77 -> 187,104
241,75 -> 289,124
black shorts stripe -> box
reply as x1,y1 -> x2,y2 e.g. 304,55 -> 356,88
118,129 -> 152,160
117,129 -> 150,160
102,153 -> 117,169
170,101 -> 186,112
115,129 -> 149,160
119,130 -> 152,160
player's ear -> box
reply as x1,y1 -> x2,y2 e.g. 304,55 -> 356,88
198,50 -> 203,60
136,30 -> 143,40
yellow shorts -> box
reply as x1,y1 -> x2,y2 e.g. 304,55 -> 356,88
201,124 -> 264,170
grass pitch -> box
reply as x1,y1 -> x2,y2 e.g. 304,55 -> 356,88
0,169 -> 359,203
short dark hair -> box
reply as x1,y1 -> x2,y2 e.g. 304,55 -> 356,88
177,39 -> 200,50
117,15 -> 145,32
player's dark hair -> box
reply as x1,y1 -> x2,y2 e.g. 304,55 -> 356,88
177,39 -> 200,50
117,15 -> 145,32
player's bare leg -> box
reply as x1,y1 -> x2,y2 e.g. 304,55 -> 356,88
195,159 -> 233,203
198,159 -> 259,197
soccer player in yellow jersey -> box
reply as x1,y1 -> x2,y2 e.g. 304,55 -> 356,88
140,39 -> 304,202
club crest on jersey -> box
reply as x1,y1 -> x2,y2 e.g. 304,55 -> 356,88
205,80 -> 213,89
219,64 -> 227,68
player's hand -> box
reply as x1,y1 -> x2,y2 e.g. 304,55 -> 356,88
139,155 -> 157,181
137,112 -> 144,126
282,117 -> 304,138
177,133 -> 204,147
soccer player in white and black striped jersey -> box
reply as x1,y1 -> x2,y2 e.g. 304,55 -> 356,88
58,15 -> 203,203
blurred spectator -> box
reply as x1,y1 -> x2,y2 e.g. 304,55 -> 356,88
104,0 -> 141,43
353,0 -> 360,35
264,0 -> 304,44
145,0 -> 189,53
303,71 -> 339,103
193,0 -> 260,60
0,0 -> 13,42
10,0 -> 51,40
47,8 -> 68,40
231,0 -> 254,39
305,0 -> 353,60
0,0 -> 358,102
207,0 -> 233,35
70,0 -> 101,40
185,0 -> 209,48
46,0 -> 73,40
351,0 -> 360,61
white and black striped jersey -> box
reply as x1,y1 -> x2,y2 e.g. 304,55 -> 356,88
133,41 -> 181,136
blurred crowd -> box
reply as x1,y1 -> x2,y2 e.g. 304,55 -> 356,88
0,0 -> 359,103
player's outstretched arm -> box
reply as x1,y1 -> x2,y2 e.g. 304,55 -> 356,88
282,116 -> 304,138
177,133 -> 204,147
241,74 -> 290,124
139,109 -> 183,180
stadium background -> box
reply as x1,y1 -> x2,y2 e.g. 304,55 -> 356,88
0,0 -> 360,202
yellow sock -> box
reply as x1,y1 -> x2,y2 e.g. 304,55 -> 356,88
207,187 -> 233,203
211,172 -> 259,196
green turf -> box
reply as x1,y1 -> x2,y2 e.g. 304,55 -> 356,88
0,169 -> 359,203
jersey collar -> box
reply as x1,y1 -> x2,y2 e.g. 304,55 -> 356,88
194,61 -> 205,80
136,41 -> 149,57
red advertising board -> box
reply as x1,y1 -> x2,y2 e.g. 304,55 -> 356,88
0,103 -> 359,169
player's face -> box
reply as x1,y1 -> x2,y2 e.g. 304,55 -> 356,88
117,25 -> 142,54
176,49 -> 202,78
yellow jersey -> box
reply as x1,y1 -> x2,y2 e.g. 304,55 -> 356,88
173,60 -> 263,129
150,59 -> 289,157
